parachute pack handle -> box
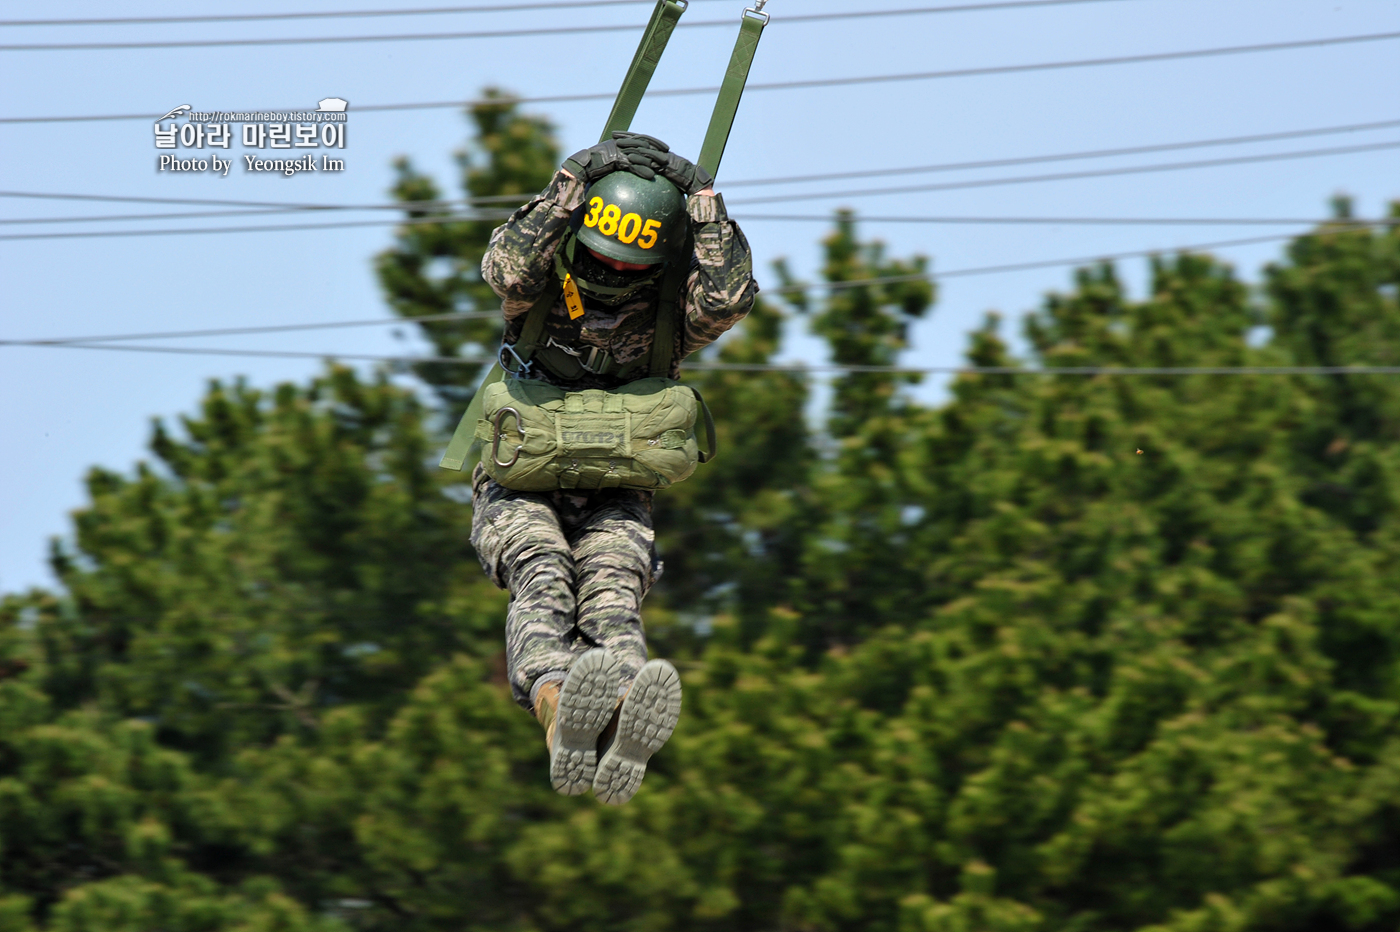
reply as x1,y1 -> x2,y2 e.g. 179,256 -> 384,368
691,386 -> 717,463
439,281 -> 561,472
696,3 -> 768,177
600,0 -> 689,142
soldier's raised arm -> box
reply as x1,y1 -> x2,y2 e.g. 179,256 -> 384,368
480,170 -> 586,320
482,137 -> 657,320
680,188 -> 757,355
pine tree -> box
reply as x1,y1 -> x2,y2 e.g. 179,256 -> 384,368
1,90 -> 1398,932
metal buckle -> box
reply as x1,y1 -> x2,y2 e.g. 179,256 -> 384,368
499,343 -> 533,378
744,1 -> 769,23
545,337 -> 609,374
581,346 -> 605,373
491,406 -> 525,468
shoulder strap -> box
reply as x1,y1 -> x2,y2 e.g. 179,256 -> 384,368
648,234 -> 691,378
513,276 -> 563,366
696,7 -> 768,178
439,281 -> 560,471
600,0 -> 689,142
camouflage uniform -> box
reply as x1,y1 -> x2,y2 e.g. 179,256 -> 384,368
474,169 -> 757,711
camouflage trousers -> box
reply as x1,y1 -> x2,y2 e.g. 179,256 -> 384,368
470,465 -> 660,712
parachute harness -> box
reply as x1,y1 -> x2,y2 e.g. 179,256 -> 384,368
441,0 -> 768,473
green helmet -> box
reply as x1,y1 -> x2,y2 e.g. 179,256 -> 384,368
575,171 -> 685,266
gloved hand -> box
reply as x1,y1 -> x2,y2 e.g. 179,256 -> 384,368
562,138 -> 656,184
611,132 -> 714,195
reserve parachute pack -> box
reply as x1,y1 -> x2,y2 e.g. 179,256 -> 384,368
440,0 -> 768,488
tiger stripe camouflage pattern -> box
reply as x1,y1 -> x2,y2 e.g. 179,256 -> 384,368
470,465 -> 659,710
480,170 -> 758,387
472,166 -> 755,714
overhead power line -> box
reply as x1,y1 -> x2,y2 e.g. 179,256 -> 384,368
5,142 -> 1397,242
0,0 -> 1115,28
0,189 -> 523,209
740,214 -> 1394,227
6,208 -> 1386,230
693,364 -> 1400,376
8,311 -> 504,346
19,342 -> 1400,379
0,2 -> 1126,52
0,1 -> 715,27
0,207 -> 341,226
721,118 -> 1400,188
5,31 -> 1399,124
0,15 -> 720,51
5,116 -> 1397,219
5,117 -> 1396,223
8,229 -> 1392,351
0,214 -> 505,241
727,140 -> 1400,205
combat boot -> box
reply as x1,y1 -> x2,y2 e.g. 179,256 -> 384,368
541,648 -> 621,796
593,658 -> 681,805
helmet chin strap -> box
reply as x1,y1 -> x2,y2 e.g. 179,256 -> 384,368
556,230 -> 664,305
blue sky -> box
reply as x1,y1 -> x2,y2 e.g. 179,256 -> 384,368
2,0 -> 1398,592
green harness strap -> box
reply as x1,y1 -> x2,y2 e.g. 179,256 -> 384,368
599,0 -> 689,142
439,282 -> 560,471
647,234 -> 687,380
442,0 -> 757,472
646,233 -> 717,463
696,6 -> 768,177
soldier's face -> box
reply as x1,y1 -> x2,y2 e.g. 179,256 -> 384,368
586,247 -> 651,272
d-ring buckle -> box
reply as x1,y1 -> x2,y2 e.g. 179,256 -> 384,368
491,407 -> 525,468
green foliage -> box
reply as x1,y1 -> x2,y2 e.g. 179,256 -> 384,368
3,94 -> 1400,932
374,90 -> 561,412
41,367 -> 504,763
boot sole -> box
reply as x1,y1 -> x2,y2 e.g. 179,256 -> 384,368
551,649 -> 621,796
593,659 -> 681,805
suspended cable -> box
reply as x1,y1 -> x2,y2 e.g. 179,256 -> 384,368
720,118 -> 1400,188
0,19 -> 719,52
8,208 -> 1388,229
0,0 -> 1119,28
16,341 -> 1400,378
740,214 -> 1394,227
8,311 -> 503,346
9,228 -> 1393,351
727,140 -> 1400,206
690,364 -> 1400,376
5,32 -> 1398,124
0,189 -> 523,209
0,214 -> 511,241
0,3 -> 1130,52
0,0 -> 719,28
6,143 -> 1397,242
6,116 -> 1397,222
0,207 -> 357,226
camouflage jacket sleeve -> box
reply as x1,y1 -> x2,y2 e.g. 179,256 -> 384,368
481,170 -> 587,320
681,192 -> 758,356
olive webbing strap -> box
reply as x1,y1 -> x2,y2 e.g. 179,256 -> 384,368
513,278 -> 561,359
599,0 -> 689,142
696,8 -> 768,178
648,233 -> 691,379
439,282 -> 560,472
691,386 -> 718,463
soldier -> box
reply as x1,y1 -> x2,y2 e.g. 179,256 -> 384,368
472,133 -> 757,804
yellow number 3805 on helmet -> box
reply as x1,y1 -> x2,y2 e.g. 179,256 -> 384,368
576,172 -> 687,266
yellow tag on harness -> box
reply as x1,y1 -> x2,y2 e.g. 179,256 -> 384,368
563,273 -> 585,320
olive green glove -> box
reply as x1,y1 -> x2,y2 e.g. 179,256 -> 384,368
562,138 -> 656,183
611,133 -> 714,195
